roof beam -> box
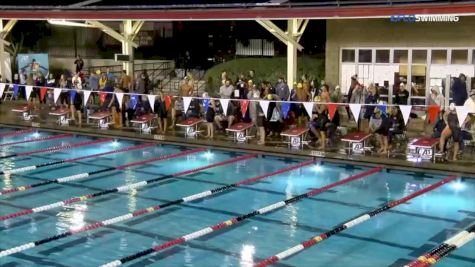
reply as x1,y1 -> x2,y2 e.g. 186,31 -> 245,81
0,19 -> 17,39
256,19 -> 303,51
296,19 -> 308,42
131,20 -> 144,41
87,20 -> 138,48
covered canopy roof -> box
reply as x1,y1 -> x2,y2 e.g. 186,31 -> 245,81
1,0 -> 475,20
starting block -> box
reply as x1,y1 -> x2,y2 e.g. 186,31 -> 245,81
131,114 -> 157,134
89,111 -> 114,129
281,127 -> 309,149
408,137 -> 440,162
176,117 -> 204,138
226,122 -> 254,143
341,132 -> 372,155
11,105 -> 36,121
49,108 -> 71,125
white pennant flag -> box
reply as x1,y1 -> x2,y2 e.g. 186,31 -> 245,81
455,105 -> 470,127
183,96 -> 192,113
349,104 -> 362,123
0,83 -> 5,98
83,90 -> 92,106
463,97 -> 475,114
219,98 -> 230,116
53,88 -> 61,103
25,86 -> 33,101
259,100 -> 270,119
115,92 -> 123,108
399,105 -> 412,125
147,94 -> 156,112
303,102 -> 314,118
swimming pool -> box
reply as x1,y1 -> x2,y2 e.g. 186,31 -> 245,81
0,128 -> 474,267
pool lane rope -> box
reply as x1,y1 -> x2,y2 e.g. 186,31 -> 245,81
254,175 -> 458,267
0,147 -> 207,221
0,142 -> 154,176
0,147 -> 207,196
97,167 -> 383,267
0,138 -> 113,160
0,153 -> 262,257
0,133 -> 72,148
0,129 -> 34,138
404,223 -> 475,267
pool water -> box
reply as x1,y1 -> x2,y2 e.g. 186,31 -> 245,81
0,128 -> 474,267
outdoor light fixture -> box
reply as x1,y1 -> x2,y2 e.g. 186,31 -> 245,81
47,19 -> 97,28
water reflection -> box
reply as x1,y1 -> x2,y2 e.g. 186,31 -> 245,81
56,204 -> 87,234
124,169 -> 138,213
239,244 -> 255,267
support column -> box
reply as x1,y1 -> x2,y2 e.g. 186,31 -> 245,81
122,20 -> 134,76
0,20 -> 4,81
287,19 -> 298,87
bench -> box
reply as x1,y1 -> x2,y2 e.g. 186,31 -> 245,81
176,117 -> 204,138
49,108 -> 71,125
341,132 -> 372,155
226,122 -> 254,143
11,105 -> 36,121
89,111 -> 114,129
131,114 -> 158,134
408,137 -> 440,162
281,127 -> 309,149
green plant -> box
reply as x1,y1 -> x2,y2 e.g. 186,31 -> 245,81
204,55 -> 324,95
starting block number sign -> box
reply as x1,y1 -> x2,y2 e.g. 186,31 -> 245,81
153,134 -> 165,141
417,147 -> 433,159
186,126 -> 196,136
236,131 -> 246,142
351,142 -> 364,153
290,136 -> 301,147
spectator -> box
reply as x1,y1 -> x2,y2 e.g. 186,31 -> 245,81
363,83 -> 379,120
320,84 -> 331,103
72,73 -> 82,90
432,110 -> 446,138
106,68 -> 115,81
291,82 -> 311,126
74,55 -> 84,73
202,92 -> 215,139
369,108 -> 391,154
347,75 -> 358,105
388,107 -> 405,147
99,73 -> 108,90
438,103 -> 460,161
119,70 -> 132,92
350,83 -> 365,104
394,83 -> 409,105
46,73 -> 56,109
135,73 -> 146,94
330,85 -> 342,103
89,70 -> 100,91
248,85 -> 266,145
235,75 -> 248,99
219,79 -> 234,99
452,73 -> 468,106
459,115 -> 474,151
275,76 -> 289,101
180,77 -> 193,96
309,100 -> 330,150
429,85 -> 445,107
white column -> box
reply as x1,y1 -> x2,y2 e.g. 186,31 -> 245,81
0,20 -> 4,81
287,19 -> 298,87
122,20 -> 134,76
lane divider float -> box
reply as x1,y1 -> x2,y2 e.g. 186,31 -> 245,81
98,167 -> 383,267
404,223 -> 475,267
0,147 -> 207,221
0,129 -> 34,138
1,147 -> 206,196
0,138 -> 113,160
254,175 -> 458,267
0,133 -> 72,148
0,153 -> 261,257
0,142 -> 154,176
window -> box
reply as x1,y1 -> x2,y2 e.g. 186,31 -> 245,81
394,50 -> 408,63
342,49 -> 355,62
375,50 -> 390,63
412,50 -> 427,64
431,50 -> 447,64
358,49 -> 372,63
472,50 -> 475,64
451,49 -> 468,64
411,65 -> 426,97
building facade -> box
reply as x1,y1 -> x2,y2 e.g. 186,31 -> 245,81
326,16 -> 475,104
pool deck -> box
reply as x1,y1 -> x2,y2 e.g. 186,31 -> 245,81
0,101 -> 474,177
